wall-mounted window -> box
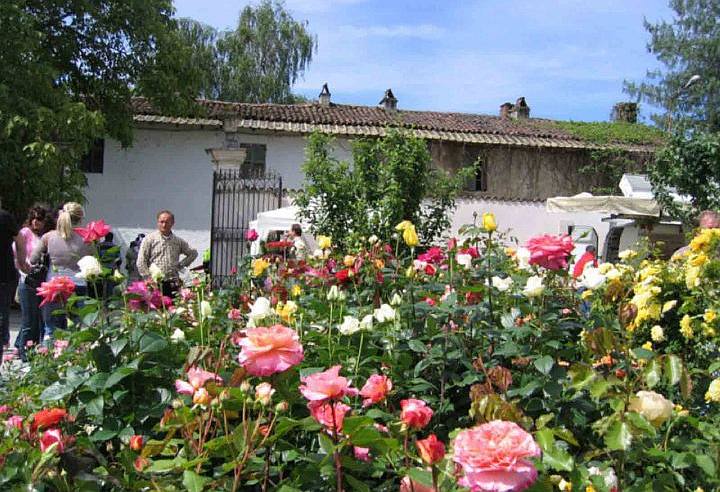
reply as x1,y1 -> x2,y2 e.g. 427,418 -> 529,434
474,158 -> 488,192
238,143 -> 267,177
80,139 -> 104,173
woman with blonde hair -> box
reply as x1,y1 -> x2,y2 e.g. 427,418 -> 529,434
30,202 -> 92,339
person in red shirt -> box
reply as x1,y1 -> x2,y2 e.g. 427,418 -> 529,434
573,245 -> 598,278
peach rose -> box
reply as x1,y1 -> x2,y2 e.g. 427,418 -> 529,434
237,325 -> 304,377
300,365 -> 358,402
452,420 -> 541,492
416,433 -> 445,465
400,399 -> 433,429
308,401 -> 351,433
360,374 -> 393,407
525,234 -> 574,270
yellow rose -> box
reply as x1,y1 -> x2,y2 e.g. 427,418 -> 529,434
403,224 -> 419,247
343,255 -> 355,267
642,341 -> 653,351
662,300 -> 677,313
703,309 -> 717,324
276,300 -> 298,322
482,212 -> 497,232
291,284 -> 302,297
685,265 -> 701,289
317,235 -> 332,250
251,258 -> 271,277
689,252 -> 708,267
395,220 -> 413,231
680,314 -> 694,339
705,378 -> 720,403
650,325 -> 665,342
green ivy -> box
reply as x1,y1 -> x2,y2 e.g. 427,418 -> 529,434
553,121 -> 666,145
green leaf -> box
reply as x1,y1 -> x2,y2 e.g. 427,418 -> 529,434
626,412 -> 656,437
139,331 -> 168,353
694,454 -> 716,476
644,359 -> 662,388
342,416 -> 373,436
534,355 -> 554,375
183,470 -> 209,492
605,421 -> 633,451
535,429 -> 574,472
104,366 -> 136,389
318,433 -> 335,455
665,355 -> 682,386
569,364 -> 596,390
345,474 -> 371,492
40,382 -> 74,402
349,427 -> 382,447
108,338 -> 128,357
406,468 -> 433,487
407,339 -> 427,353
90,429 -> 118,442
86,395 -> 104,417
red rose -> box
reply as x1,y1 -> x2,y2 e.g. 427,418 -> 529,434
525,234 -> 574,270
31,408 -> 67,431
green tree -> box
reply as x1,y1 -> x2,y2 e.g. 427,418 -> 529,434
294,130 -> 474,249
178,0 -> 315,102
624,0 -> 720,131
0,0 -> 200,218
649,131 -> 720,222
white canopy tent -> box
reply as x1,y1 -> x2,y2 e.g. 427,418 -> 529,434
248,206 -> 314,255
546,193 -> 661,217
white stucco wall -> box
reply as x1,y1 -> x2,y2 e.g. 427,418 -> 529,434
82,127 -> 353,262
451,196 -> 611,254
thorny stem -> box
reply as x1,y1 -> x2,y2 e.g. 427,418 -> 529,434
330,401 -> 344,492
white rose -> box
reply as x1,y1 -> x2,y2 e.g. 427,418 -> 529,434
368,235 -> 379,244
327,285 -> 340,301
338,316 -> 361,335
149,263 -> 164,282
112,269 -> 125,282
628,390 -> 673,427
390,292 -> 403,306
516,247 -> 531,270
170,328 -> 185,343
455,253 -> 473,269
77,255 -> 102,280
581,267 -> 606,290
200,300 -> 213,319
373,303 -> 396,323
359,314 -> 374,330
491,276 -> 514,292
523,275 -> 545,297
248,296 -> 272,320
618,249 -> 637,260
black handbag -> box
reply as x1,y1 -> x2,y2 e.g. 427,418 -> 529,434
25,253 -> 49,289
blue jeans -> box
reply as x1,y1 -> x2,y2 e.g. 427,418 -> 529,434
17,281 -> 43,360
41,285 -> 87,341
0,281 -> 13,347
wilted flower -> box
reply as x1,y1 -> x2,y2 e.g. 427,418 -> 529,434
628,390 -> 673,427
77,255 -> 103,280
453,421 -> 541,492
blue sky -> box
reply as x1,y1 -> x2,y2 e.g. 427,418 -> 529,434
173,0 -> 673,123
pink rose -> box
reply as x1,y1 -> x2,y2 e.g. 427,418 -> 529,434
0,405 -> 10,414
308,401 -> 351,433
74,219 -> 111,243
246,229 -> 259,242
300,365 -> 358,402
39,428 -> 65,453
175,367 -> 223,400
452,420 -> 541,492
525,234 -> 574,270
416,433 -> 445,465
354,446 -> 371,462
359,374 -> 393,407
237,325 -> 304,377
400,399 -> 433,429
417,247 -> 444,264
227,308 -> 243,320
6,415 -> 23,429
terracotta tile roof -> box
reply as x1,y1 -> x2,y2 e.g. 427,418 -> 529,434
130,97 -> 656,152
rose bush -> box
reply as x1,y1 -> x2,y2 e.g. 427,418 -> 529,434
0,217 -> 718,491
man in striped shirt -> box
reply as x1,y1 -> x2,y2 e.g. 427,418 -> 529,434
137,210 -> 198,297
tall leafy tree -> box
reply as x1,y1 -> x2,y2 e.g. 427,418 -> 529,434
178,0 -> 315,102
624,0 -> 720,131
0,0 -> 200,218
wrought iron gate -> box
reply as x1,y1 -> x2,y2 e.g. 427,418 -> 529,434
210,169 -> 283,288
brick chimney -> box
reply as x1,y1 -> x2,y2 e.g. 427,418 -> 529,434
499,102 -> 513,119
612,102 -> 638,123
318,83 -> 331,107
379,89 -> 398,112
511,97 -> 530,119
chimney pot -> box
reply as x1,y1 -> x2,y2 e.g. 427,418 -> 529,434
511,97 -> 530,119
318,83 -> 331,107
499,102 -> 513,119
379,88 -> 398,112
612,102 -> 638,123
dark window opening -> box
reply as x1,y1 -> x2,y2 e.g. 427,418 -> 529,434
80,139 -> 104,173
238,143 -> 267,177
474,158 -> 488,192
